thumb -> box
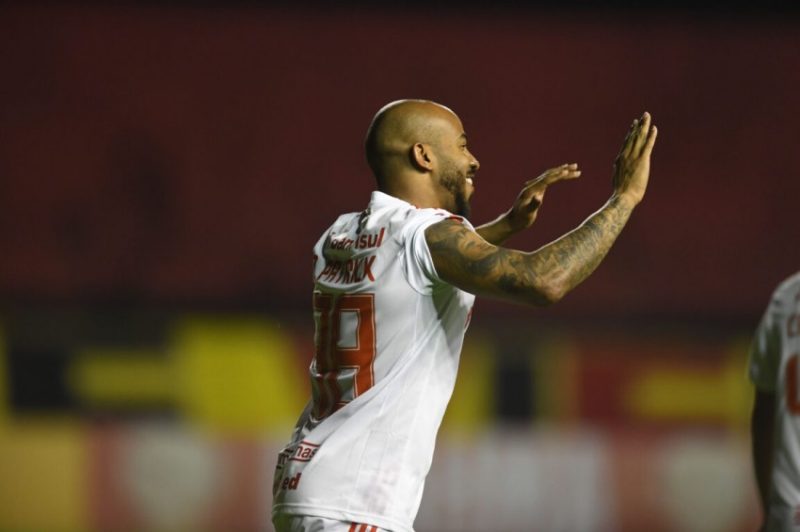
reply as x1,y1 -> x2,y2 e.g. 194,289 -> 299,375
526,191 -> 545,211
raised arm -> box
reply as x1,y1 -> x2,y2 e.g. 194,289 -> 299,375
426,112 -> 657,306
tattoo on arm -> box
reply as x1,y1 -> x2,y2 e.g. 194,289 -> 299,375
426,196 -> 634,304
529,195 -> 633,297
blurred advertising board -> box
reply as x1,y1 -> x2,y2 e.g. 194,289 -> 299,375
0,313 -> 759,530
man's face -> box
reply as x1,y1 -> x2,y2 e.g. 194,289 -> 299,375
433,115 -> 480,218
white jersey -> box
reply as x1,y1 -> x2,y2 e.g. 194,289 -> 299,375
272,191 -> 476,532
750,272 -> 800,520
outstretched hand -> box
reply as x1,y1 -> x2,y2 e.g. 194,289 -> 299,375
613,112 -> 657,207
474,163 -> 579,245
505,163 -> 582,232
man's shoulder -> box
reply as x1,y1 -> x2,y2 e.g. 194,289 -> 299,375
319,192 -> 475,244
773,271 -> 800,303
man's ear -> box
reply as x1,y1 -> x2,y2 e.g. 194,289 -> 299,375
411,143 -> 435,171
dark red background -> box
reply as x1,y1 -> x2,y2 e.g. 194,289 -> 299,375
1,5 -> 798,320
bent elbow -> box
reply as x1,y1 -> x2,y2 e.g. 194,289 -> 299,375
542,279 -> 570,306
497,273 -> 567,307
532,280 -> 568,307
534,292 -> 561,307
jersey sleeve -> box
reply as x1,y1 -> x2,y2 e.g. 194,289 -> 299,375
401,211 -> 473,295
749,295 -> 785,393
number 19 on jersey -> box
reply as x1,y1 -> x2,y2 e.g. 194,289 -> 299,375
311,293 -> 377,420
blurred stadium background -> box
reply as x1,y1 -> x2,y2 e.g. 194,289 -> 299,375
1,2 -> 799,531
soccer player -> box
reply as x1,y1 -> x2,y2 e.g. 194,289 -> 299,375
272,100 -> 657,532
750,272 -> 800,531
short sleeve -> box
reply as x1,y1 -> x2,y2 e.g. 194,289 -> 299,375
401,210 -> 473,295
749,296 -> 784,392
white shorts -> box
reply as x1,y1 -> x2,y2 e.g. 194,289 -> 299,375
272,514 -> 389,532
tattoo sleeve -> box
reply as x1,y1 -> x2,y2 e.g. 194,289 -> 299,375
426,196 -> 634,305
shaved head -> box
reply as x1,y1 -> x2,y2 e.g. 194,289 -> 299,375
364,99 -> 460,184
363,99 -> 479,217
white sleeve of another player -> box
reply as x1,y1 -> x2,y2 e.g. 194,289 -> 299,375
749,295 -> 784,393
401,211 -> 475,295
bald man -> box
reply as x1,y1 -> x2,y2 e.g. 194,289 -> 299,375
272,100 -> 657,532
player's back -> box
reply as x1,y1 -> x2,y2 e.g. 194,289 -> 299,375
272,191 -> 475,532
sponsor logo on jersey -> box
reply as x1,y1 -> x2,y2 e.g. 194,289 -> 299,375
329,227 -> 385,251
280,472 -> 302,491
289,440 -> 320,462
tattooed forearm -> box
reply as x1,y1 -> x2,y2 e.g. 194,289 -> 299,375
525,195 -> 633,301
426,196 -> 634,305
427,219 -> 551,303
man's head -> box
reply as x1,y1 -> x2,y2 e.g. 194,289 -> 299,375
364,99 -> 480,217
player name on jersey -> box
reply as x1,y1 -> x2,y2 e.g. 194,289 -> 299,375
316,227 -> 386,285
317,256 -> 376,284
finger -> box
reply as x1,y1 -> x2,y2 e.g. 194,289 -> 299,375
517,180 -> 549,206
525,163 -> 575,185
632,112 -> 651,156
521,165 -> 581,199
518,182 -> 542,203
542,163 -> 581,185
642,124 -> 658,155
526,192 -> 544,211
621,119 -> 638,158
551,169 -> 581,184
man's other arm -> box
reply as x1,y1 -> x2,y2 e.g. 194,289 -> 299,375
475,164 -> 581,246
